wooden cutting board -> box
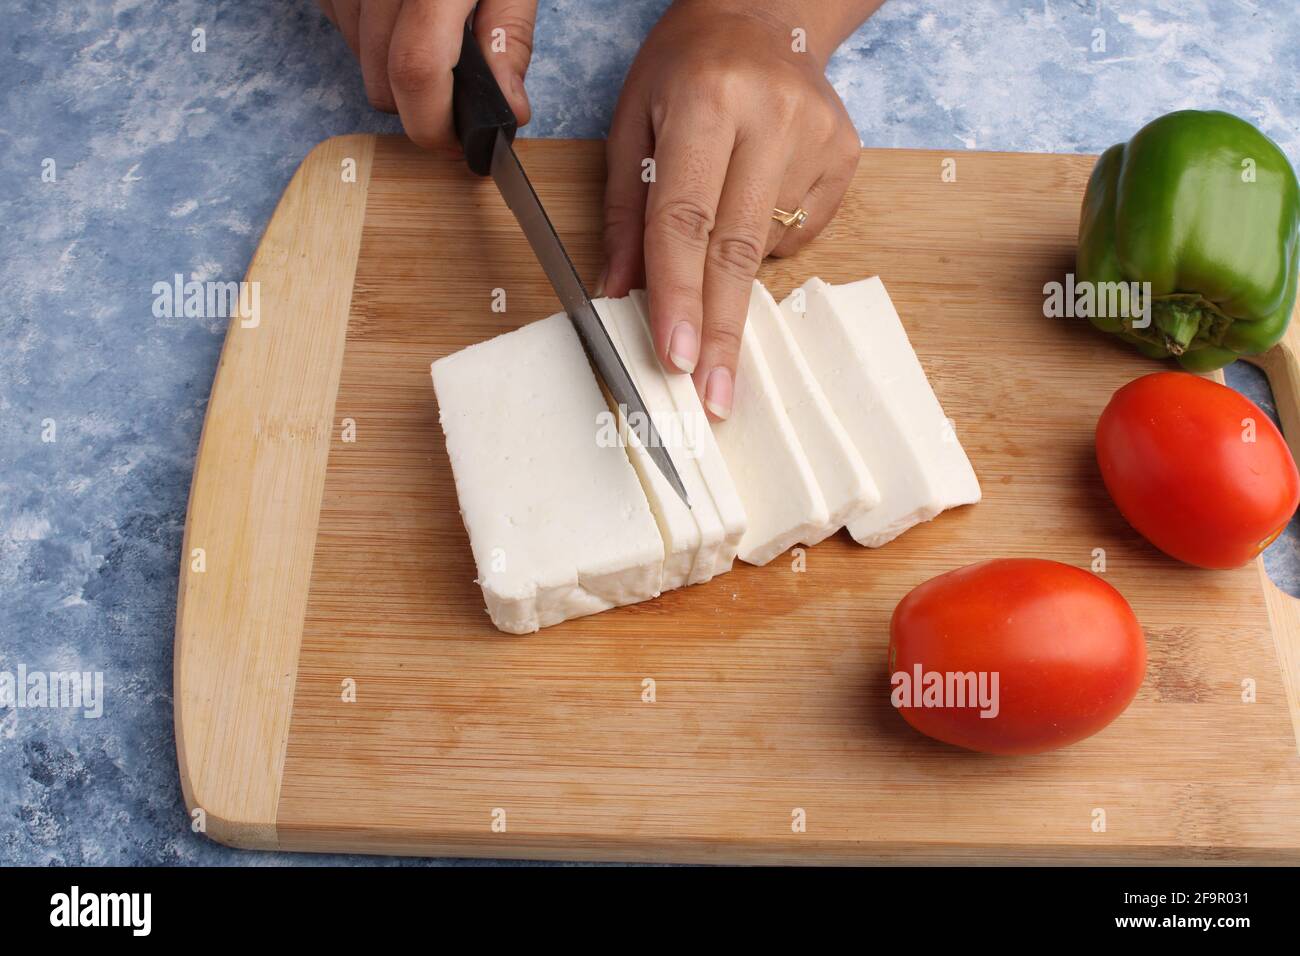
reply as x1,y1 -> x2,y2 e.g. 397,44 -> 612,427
174,135 -> 1300,863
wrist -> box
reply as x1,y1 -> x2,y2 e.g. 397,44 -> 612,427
669,0 -> 868,69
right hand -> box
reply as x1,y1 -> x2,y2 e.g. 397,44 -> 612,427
318,0 -> 537,154
601,3 -> 862,419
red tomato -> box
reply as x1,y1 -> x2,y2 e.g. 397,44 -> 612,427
888,559 -> 1146,755
1096,372 -> 1299,569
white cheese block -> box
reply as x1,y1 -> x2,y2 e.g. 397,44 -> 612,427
594,295 -> 721,588
744,280 -> 881,543
431,313 -> 665,633
708,287 -> 830,566
780,277 -> 980,547
628,290 -> 747,575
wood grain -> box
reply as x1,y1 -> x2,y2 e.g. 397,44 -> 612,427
1247,319 -> 1300,753
174,134 -> 373,847
178,135 -> 1300,863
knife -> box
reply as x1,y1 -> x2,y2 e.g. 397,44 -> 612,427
451,20 -> 691,509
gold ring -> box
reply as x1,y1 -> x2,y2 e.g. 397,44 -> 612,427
772,206 -> 809,228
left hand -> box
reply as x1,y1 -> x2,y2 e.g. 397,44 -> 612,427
601,1 -> 863,419
317,0 -> 537,155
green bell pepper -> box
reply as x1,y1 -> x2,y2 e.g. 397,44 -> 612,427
1077,110 -> 1300,371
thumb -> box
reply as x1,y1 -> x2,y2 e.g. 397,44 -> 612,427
473,0 -> 537,127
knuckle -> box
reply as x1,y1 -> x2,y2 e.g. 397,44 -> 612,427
678,60 -> 725,92
647,90 -> 673,130
657,282 -> 702,311
820,146 -> 861,193
769,84 -> 804,123
649,197 -> 716,244
403,124 -> 445,151
366,89 -> 397,113
603,201 -> 643,243
676,58 -> 751,115
698,71 -> 738,113
492,15 -> 536,59
806,104 -> 840,142
768,235 -> 803,259
388,48 -> 444,92
708,231 -> 766,277
704,320 -> 744,359
842,134 -> 863,170
835,124 -> 863,162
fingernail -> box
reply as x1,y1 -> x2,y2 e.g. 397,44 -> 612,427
668,322 -> 698,374
594,267 -> 607,297
703,366 -> 733,420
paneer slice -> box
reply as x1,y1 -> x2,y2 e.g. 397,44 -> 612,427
594,295 -> 720,588
431,313 -> 664,633
607,405 -> 698,590
780,277 -> 981,547
745,280 -> 881,543
628,290 -> 747,574
706,290 -> 830,566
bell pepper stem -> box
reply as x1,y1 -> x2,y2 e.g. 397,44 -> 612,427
1153,299 -> 1201,355
1144,294 -> 1234,356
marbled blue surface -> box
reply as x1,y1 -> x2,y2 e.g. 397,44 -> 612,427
2,0 -> 1298,866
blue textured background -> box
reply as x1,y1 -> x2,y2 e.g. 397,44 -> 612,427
2,0 -> 1298,865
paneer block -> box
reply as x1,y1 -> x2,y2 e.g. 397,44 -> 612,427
430,314 -> 665,633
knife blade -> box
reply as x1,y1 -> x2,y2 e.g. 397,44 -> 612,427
450,21 -> 690,509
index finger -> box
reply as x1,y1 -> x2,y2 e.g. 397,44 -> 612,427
601,88 -> 653,298
387,0 -> 476,153
642,112 -> 735,378
695,135 -> 789,419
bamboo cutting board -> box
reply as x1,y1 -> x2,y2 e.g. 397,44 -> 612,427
175,135 -> 1300,863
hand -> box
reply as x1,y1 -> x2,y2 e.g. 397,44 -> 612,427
602,1 -> 866,419
318,0 -> 537,154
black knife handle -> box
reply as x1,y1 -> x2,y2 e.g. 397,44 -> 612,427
452,20 -> 517,175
